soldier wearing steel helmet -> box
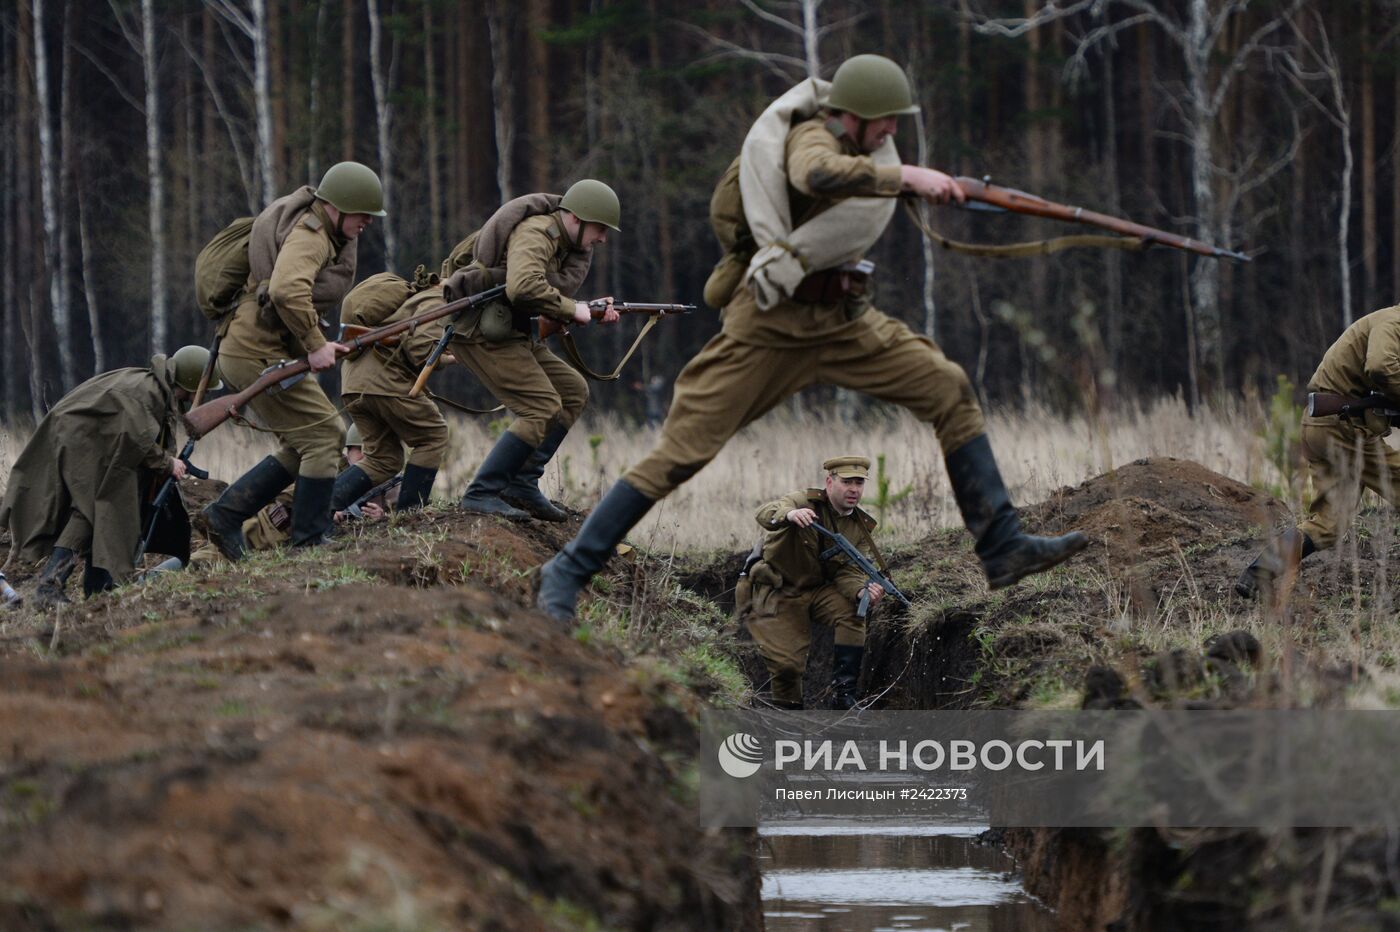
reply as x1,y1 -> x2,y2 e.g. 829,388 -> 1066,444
440,180 -> 623,522
1,346 -> 217,606
538,55 -> 1088,620
203,161 -> 386,560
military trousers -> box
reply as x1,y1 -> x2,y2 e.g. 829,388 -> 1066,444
745,579 -> 865,706
342,392 -> 449,485
217,355 -> 344,479
54,508 -> 94,554
452,338 -> 588,448
1298,418 -> 1400,550
625,308 -> 985,499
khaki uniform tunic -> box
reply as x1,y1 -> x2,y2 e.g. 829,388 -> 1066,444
340,287 -> 452,483
449,212 -> 589,448
1297,305 -> 1400,549
625,117 -> 984,499
744,488 -> 880,705
218,200 -> 349,479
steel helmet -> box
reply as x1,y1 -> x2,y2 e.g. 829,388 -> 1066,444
345,423 -> 364,448
825,54 -> 921,119
170,345 -> 220,393
316,162 -> 387,217
560,179 -> 621,232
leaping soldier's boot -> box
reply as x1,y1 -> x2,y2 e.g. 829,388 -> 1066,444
395,465 -> 438,511
329,465 -> 375,514
946,435 -> 1089,589
289,476 -> 337,547
535,480 -> 655,621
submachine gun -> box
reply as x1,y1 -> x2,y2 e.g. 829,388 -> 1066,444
809,522 -> 912,618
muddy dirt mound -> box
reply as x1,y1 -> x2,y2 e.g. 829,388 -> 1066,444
0,507 -> 758,930
1029,456 -> 1288,560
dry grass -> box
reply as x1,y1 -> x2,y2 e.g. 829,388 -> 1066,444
0,394 -> 1279,552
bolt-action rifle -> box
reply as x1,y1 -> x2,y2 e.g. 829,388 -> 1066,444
134,439 -> 209,565
809,522 -> 912,618
1306,391 -> 1400,421
183,284 -> 507,439
535,300 -> 696,340
904,175 -> 1252,262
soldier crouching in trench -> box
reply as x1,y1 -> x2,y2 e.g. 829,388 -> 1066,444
1238,305 -> 1400,599
738,456 -> 887,710
1,346 -> 215,607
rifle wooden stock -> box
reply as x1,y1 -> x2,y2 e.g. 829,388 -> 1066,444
953,176 -> 1251,262
409,359 -> 436,397
182,284 -> 506,438
340,324 -> 397,346
192,333 -> 221,408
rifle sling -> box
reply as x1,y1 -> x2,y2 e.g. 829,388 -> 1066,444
557,313 -> 661,382
902,200 -> 1148,259
424,389 -> 505,416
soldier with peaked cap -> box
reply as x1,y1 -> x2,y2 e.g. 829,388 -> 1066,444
1,346 -> 216,606
740,456 -> 887,710
442,179 -> 623,522
538,54 -> 1087,621
203,161 -> 385,560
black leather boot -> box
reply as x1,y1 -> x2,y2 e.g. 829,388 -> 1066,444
502,424 -> 569,522
33,547 -> 80,608
395,464 -> 438,511
830,644 -> 865,711
1235,528 -> 1315,600
946,435 -> 1089,589
329,464 -> 375,513
203,456 -> 294,561
460,432 -> 535,520
289,476 -> 337,547
535,480 -> 655,620
83,565 -> 115,597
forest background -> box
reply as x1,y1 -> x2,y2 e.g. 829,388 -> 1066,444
0,0 -> 1392,425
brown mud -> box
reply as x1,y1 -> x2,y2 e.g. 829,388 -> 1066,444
3,456 -> 1397,930
0,502 -> 759,931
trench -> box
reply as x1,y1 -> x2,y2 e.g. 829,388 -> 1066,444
681,560 -> 1059,930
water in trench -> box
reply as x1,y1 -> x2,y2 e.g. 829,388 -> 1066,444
759,819 -> 1056,932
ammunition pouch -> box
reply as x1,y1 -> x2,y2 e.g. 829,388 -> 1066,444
703,252 -> 749,310
443,265 -> 522,344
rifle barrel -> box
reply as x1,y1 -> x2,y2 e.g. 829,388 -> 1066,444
183,284 -> 506,438
954,176 -> 1251,263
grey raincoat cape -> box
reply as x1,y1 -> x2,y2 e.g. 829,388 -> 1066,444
1,355 -> 184,579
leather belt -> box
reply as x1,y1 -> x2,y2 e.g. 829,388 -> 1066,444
791,263 -> 872,304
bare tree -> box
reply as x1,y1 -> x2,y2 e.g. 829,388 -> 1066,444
207,0 -> 276,204
366,0 -> 397,269
33,0 -> 76,389
487,0 -> 514,201
1284,10 -> 1354,328
971,0 -> 1303,392
687,0 -> 863,80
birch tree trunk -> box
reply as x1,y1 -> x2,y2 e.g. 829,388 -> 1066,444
3,40 -> 16,414
308,0 -> 327,184
423,2 -> 442,259
487,0 -> 514,202
1184,0 -> 1223,391
141,0 -> 168,352
252,0 -> 275,203
33,0 -> 76,389
1360,6 -> 1376,311
366,0 -> 396,270
60,2 -> 84,371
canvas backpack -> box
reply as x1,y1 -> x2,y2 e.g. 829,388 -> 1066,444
194,216 -> 255,320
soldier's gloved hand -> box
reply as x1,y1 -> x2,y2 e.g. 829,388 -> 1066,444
865,582 -> 885,606
786,507 -> 817,528
1363,407 -> 1392,437
442,268 -> 480,303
